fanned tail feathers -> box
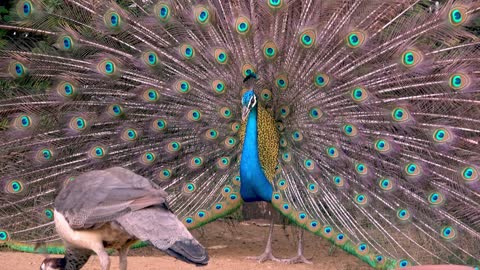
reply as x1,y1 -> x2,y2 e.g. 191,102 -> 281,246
0,0 -> 479,269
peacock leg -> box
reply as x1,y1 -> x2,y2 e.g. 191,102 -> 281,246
281,229 -> 312,264
118,245 -> 129,270
246,216 -> 282,263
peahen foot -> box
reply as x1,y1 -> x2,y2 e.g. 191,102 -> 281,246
280,229 -> 313,264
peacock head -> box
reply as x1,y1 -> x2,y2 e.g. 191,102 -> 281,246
241,89 -> 257,121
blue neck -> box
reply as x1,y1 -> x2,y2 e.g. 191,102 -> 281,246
239,106 -> 273,202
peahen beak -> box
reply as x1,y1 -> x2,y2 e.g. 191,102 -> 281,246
242,106 -> 250,121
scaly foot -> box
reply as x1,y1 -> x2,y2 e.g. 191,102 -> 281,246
280,255 -> 313,264
246,252 -> 283,263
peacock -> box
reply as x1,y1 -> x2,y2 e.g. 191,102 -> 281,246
0,0 -> 479,269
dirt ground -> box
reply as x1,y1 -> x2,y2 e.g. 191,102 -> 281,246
0,219 -> 371,270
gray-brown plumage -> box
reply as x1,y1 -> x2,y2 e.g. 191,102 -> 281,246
40,167 -> 208,270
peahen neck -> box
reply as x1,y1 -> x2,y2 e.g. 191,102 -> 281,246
240,105 -> 273,202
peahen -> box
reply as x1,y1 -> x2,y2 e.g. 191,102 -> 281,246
40,167 -> 209,270
0,0 -> 479,269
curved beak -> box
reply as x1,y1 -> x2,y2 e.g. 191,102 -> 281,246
242,107 -> 250,121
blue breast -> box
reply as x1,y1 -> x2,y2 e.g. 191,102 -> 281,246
239,106 -> 273,202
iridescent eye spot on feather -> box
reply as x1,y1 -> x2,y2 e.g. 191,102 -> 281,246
307,182 -> 318,193
267,0 -> 284,9
222,186 -> 232,196
35,148 -> 54,163
194,6 -> 211,25
280,202 -> 292,214
314,73 -> 329,88
187,109 -> 201,122
44,209 -> 54,220
374,139 -> 391,153
0,231 -> 9,241
276,122 -> 285,132
277,178 -> 287,190
17,1 -> 34,18
159,168 -> 172,180
275,74 -> 288,90
5,179 -> 24,194
332,176 -> 345,188
205,129 -> 219,140
175,80 -> 190,94
355,162 -> 368,175
142,88 -> 160,102
88,146 -> 107,159
346,31 -> 366,48
212,80 -> 226,94
216,157 -> 230,169
104,10 -> 122,29
378,178 -> 393,191
58,35 -> 74,51
278,105 -> 290,118
183,183 -> 196,193
461,166 -> 478,183
213,202 -> 225,214
282,152 -> 292,162
309,107 -> 323,120
108,104 -> 124,117
231,122 -> 240,133
196,210 -> 209,221
224,137 -> 237,149
356,243 -> 369,255
142,51 -> 159,67
154,2 -> 171,22
405,162 -> 422,177
69,116 -> 87,131
428,192 -> 445,206
180,44 -> 195,60
342,124 -> 357,137
97,59 -> 117,76
13,114 -> 33,130
397,208 -> 411,221
232,175 -> 241,186
351,87 -> 368,103
304,159 -> 315,171
308,220 -> 321,232
219,107 -> 233,119
167,141 -> 181,153
228,192 -> 240,203
449,73 -> 470,91
184,217 -> 194,226
392,107 -> 410,122
121,128 -> 138,142
326,146 -> 339,159
263,41 -> 278,60
299,29 -> 316,48
433,128 -> 452,143
235,16 -> 251,35
335,233 -> 348,245
57,81 -> 77,98
214,48 -> 228,64
355,194 -> 368,205
242,64 -> 256,78
8,61 -> 27,78
449,7 -> 467,26
440,226 -> 456,240
322,225 -> 334,238
296,211 -> 308,224
261,89 -> 272,102
292,130 -> 303,142
140,152 -> 156,165
397,259 -> 410,268
401,49 -> 423,67
272,192 -> 282,202
280,137 -> 287,147
151,118 -> 167,132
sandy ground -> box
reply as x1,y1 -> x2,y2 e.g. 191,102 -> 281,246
0,220 -> 371,270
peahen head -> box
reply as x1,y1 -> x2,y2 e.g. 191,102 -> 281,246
40,257 -> 65,270
241,90 -> 257,121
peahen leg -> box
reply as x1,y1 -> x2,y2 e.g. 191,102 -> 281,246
118,245 -> 129,270
246,216 -> 282,263
280,229 -> 312,264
